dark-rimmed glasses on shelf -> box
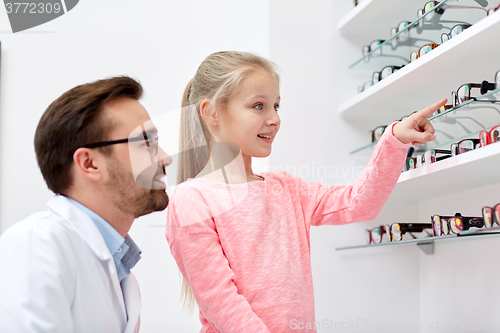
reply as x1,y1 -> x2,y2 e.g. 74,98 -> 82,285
362,40 -> 385,59
66,126 -> 159,162
410,43 -> 440,62
424,149 -> 451,164
452,81 -> 498,107
372,65 -> 403,84
366,225 -> 388,244
387,223 -> 433,242
431,213 -> 484,236
480,124 -> 500,147
441,24 -> 472,43
370,125 -> 386,142
450,138 -> 480,156
418,1 -> 489,28
482,203 -> 500,228
390,21 -> 413,48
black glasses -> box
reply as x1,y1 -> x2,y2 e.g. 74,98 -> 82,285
441,24 -> 472,43
450,138 -> 480,156
362,40 -> 385,59
387,223 -> 433,242
482,203 -> 500,228
424,149 -> 451,164
453,81 -> 498,107
431,213 -> 484,236
67,126 -> 159,162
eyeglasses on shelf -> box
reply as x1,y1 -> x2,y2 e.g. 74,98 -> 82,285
441,24 -> 472,43
489,4 -> 500,15
450,138 -> 480,156
431,213 -> 484,236
362,40 -> 385,59
366,225 -> 388,244
479,124 -> 500,147
358,65 -> 404,93
410,43 -> 440,62
418,1 -> 490,28
453,81 -> 498,107
482,203 -> 500,228
387,223 -> 433,241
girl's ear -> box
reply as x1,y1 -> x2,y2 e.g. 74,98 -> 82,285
200,99 -> 219,127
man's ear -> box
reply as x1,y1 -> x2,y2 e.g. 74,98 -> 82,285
200,99 -> 218,127
72,148 -> 103,182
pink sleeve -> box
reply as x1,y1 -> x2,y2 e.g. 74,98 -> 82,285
296,122 -> 410,226
165,190 -> 270,333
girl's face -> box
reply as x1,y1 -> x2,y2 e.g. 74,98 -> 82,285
216,71 -> 280,159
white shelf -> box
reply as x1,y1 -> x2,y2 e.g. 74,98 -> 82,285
337,0 -> 434,39
387,141 -> 500,203
338,10 -> 500,132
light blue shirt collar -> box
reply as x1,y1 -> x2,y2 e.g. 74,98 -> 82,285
66,197 -> 141,282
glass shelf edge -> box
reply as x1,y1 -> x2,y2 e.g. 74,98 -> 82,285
349,88 -> 500,156
336,227 -> 500,251
348,0 -> 449,69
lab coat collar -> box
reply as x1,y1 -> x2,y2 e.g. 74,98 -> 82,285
47,195 -> 112,261
47,195 -> 141,330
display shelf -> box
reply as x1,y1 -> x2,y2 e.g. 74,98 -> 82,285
335,227 -> 500,253
337,0 -> 446,39
390,140 -> 500,202
348,0 -> 449,69
338,10 -> 500,132
349,88 -> 500,155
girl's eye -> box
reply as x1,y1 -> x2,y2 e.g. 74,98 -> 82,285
274,104 -> 280,111
253,103 -> 263,110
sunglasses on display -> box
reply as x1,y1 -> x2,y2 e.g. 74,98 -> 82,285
482,203 -> 500,228
441,24 -> 472,43
479,125 -> 500,147
410,43 -> 440,62
431,213 -> 484,236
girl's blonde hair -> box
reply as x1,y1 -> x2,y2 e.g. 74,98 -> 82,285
176,51 -> 279,311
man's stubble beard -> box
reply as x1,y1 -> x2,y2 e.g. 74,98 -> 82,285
106,156 -> 169,218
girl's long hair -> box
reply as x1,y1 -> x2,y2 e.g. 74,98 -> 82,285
177,51 -> 279,312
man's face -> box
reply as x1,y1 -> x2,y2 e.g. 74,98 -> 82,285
102,98 -> 171,218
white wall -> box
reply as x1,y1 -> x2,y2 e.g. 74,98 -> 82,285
0,1 -> 269,331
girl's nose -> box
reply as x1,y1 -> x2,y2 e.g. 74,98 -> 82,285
267,109 -> 281,127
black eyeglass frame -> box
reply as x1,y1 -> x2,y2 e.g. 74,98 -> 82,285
388,223 -> 433,242
66,126 -> 159,162
431,213 -> 484,236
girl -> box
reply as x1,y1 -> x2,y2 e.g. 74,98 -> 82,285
166,51 -> 445,333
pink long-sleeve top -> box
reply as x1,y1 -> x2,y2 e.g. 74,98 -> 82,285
165,123 -> 409,333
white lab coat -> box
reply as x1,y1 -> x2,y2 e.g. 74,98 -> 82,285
0,195 -> 141,333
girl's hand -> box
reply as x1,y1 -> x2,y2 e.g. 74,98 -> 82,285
393,98 -> 447,146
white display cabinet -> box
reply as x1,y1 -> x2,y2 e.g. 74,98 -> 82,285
335,2 -> 500,328
335,0 -> 500,275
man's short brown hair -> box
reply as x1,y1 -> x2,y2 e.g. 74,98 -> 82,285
34,76 -> 143,194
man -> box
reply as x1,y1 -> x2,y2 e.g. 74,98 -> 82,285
0,76 -> 171,332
